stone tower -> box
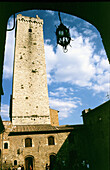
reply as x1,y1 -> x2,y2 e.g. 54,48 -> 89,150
12,14 -> 50,125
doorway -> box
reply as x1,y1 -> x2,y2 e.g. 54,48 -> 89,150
25,156 -> 34,170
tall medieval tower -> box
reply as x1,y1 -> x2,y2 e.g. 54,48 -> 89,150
12,14 -> 50,125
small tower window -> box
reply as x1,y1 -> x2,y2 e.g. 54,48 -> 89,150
14,160 -> 17,165
48,136 -> 55,145
4,142 -> 8,149
25,138 -> 32,147
29,28 -> 32,32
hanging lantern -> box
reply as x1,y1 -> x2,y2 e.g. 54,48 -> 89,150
56,12 -> 71,52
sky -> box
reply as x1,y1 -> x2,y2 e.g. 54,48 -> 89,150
0,9 -> 110,125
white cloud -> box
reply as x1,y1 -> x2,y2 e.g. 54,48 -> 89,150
92,83 -> 110,93
92,71 -> 110,94
69,88 -> 74,92
49,86 -> 82,120
99,58 -> 109,70
45,39 -> 51,44
63,17 -> 76,23
49,87 -> 68,97
99,49 -> 107,56
56,87 -> 67,95
44,26 -> 109,95
54,36 -> 95,87
0,104 -> 9,120
49,91 -> 59,97
93,54 -> 100,63
49,97 -> 79,119
82,28 -> 98,40
46,10 -> 55,15
83,29 -> 93,35
70,27 -> 80,38
44,42 -> 57,84
56,87 -> 67,92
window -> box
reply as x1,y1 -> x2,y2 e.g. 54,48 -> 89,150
29,28 -> 32,32
4,142 -> 8,149
25,138 -> 32,147
48,136 -> 55,145
14,160 -> 17,165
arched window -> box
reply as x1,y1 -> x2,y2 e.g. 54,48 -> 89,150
4,142 -> 8,149
48,136 -> 55,145
14,160 -> 17,165
25,138 -> 32,147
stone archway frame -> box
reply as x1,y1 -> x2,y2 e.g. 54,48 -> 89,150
25,155 -> 35,170
49,152 -> 56,168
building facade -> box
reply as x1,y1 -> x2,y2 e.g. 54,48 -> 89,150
82,100 -> 110,170
0,120 -> 74,170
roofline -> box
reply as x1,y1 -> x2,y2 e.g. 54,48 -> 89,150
49,107 -> 59,112
8,128 -> 74,136
82,100 -> 110,116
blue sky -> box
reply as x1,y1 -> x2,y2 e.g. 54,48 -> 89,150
1,10 -> 110,125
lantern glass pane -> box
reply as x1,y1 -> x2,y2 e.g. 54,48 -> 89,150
59,30 -> 64,36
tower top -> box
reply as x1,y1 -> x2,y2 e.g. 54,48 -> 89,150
17,14 -> 43,24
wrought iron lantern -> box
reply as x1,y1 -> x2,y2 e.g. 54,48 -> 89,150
56,12 -> 71,52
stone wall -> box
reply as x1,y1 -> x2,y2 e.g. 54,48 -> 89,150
0,121 -> 70,170
82,100 -> 110,170
12,14 -> 50,125
50,108 -> 59,126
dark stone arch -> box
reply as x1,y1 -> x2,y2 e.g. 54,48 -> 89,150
25,155 -> 34,170
49,153 -> 56,170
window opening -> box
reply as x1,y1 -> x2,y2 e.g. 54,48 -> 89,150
29,28 -> 32,32
14,160 -> 17,165
25,138 -> 32,147
48,136 -> 55,145
4,142 -> 8,149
